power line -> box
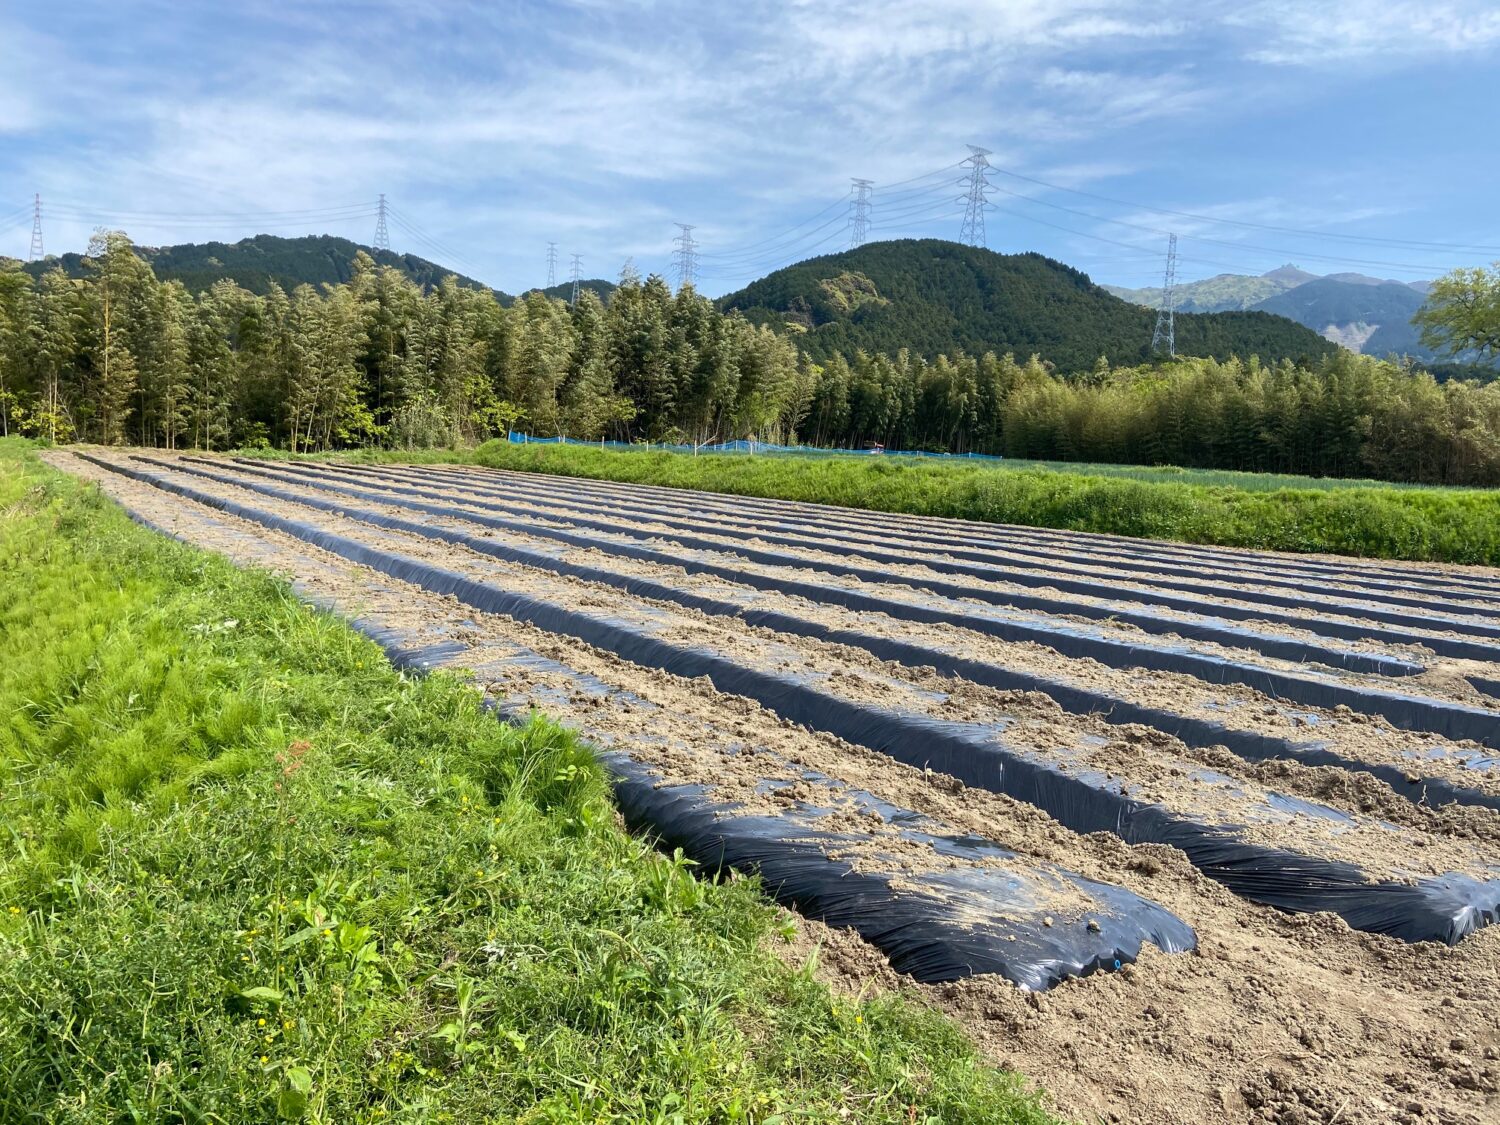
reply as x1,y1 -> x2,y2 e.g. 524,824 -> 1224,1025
874,194 -> 966,224
694,222 -> 861,281
849,179 -> 873,249
987,182 -> 1458,274
39,211 -> 380,235
373,194 -> 390,251
869,181 -> 959,208
1150,233 -> 1178,358
546,242 -> 558,288
672,223 -> 699,290
692,208 -> 855,270
959,146 -> 994,248
988,163 -> 1500,255
695,191 -> 851,260
869,160 -> 966,193
698,191 -> 965,283
46,199 -> 379,221
384,206 -> 487,275
986,201 -> 1260,275
28,194 -> 43,262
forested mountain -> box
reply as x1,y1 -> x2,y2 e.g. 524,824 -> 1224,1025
1108,265 -> 1437,358
719,240 -> 1336,371
531,279 -> 618,305
18,234 -> 621,309
20,234 -> 500,299
1253,277 -> 1428,356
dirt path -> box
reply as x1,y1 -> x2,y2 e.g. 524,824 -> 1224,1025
50,449 -> 1500,1125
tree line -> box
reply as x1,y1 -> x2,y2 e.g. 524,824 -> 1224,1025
2,232 -> 1498,485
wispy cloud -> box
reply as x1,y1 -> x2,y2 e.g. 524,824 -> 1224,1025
1,2 -> 1493,291
1232,1 -> 1500,65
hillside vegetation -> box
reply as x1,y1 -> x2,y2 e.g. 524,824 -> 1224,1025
21,233 -> 500,299
0,438 -> 1050,1123
1108,265 -> 1443,360
5,233 -> 1500,485
1254,277 -> 1427,357
718,240 -> 1337,369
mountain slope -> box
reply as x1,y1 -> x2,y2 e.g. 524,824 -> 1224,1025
719,239 -> 1336,370
21,234 -> 502,298
1252,277 -> 1429,358
1103,271 -> 1296,312
1104,265 -> 1314,313
1108,263 -> 1438,359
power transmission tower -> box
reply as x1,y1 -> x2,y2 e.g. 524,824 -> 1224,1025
958,146 -> 994,248
569,253 -> 583,306
27,194 -> 43,262
546,242 -> 558,288
672,223 -> 698,290
373,194 -> 390,251
1150,233 -> 1179,358
849,179 -> 873,249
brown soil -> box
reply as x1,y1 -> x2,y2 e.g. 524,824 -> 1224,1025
49,449 -> 1500,1125
296,456 -> 1500,703
151,453 -> 1500,816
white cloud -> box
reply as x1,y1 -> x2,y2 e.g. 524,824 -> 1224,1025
1232,1 -> 1500,65
4,1 -> 1489,289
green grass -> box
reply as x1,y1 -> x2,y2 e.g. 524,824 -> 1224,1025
932,456 -> 1454,493
0,438 -> 1053,1125
251,440 -> 1500,567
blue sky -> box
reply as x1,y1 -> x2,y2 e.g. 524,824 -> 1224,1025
2,1 -> 1498,296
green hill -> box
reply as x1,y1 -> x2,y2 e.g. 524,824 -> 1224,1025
21,234 -> 504,299
527,279 -> 618,305
719,239 -> 1337,370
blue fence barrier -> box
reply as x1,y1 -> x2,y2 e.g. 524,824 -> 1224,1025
505,431 -> 1005,462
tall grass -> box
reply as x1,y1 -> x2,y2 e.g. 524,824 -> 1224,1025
0,438 -> 1052,1125
301,441 -> 1499,567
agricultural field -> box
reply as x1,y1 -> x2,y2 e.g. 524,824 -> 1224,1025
0,441 -> 1047,1124
44,445 -> 1500,1124
299,442 -> 1500,568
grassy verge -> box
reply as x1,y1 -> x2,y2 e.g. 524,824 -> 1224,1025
254,441 -> 1500,567
0,438 -> 1052,1124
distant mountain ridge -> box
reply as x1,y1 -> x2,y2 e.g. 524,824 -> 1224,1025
17,233 -> 621,309
21,234 -> 505,298
719,239 -> 1336,371
1104,265 -> 1436,358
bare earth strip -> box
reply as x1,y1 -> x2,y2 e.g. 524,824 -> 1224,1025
48,450 -> 1500,1125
